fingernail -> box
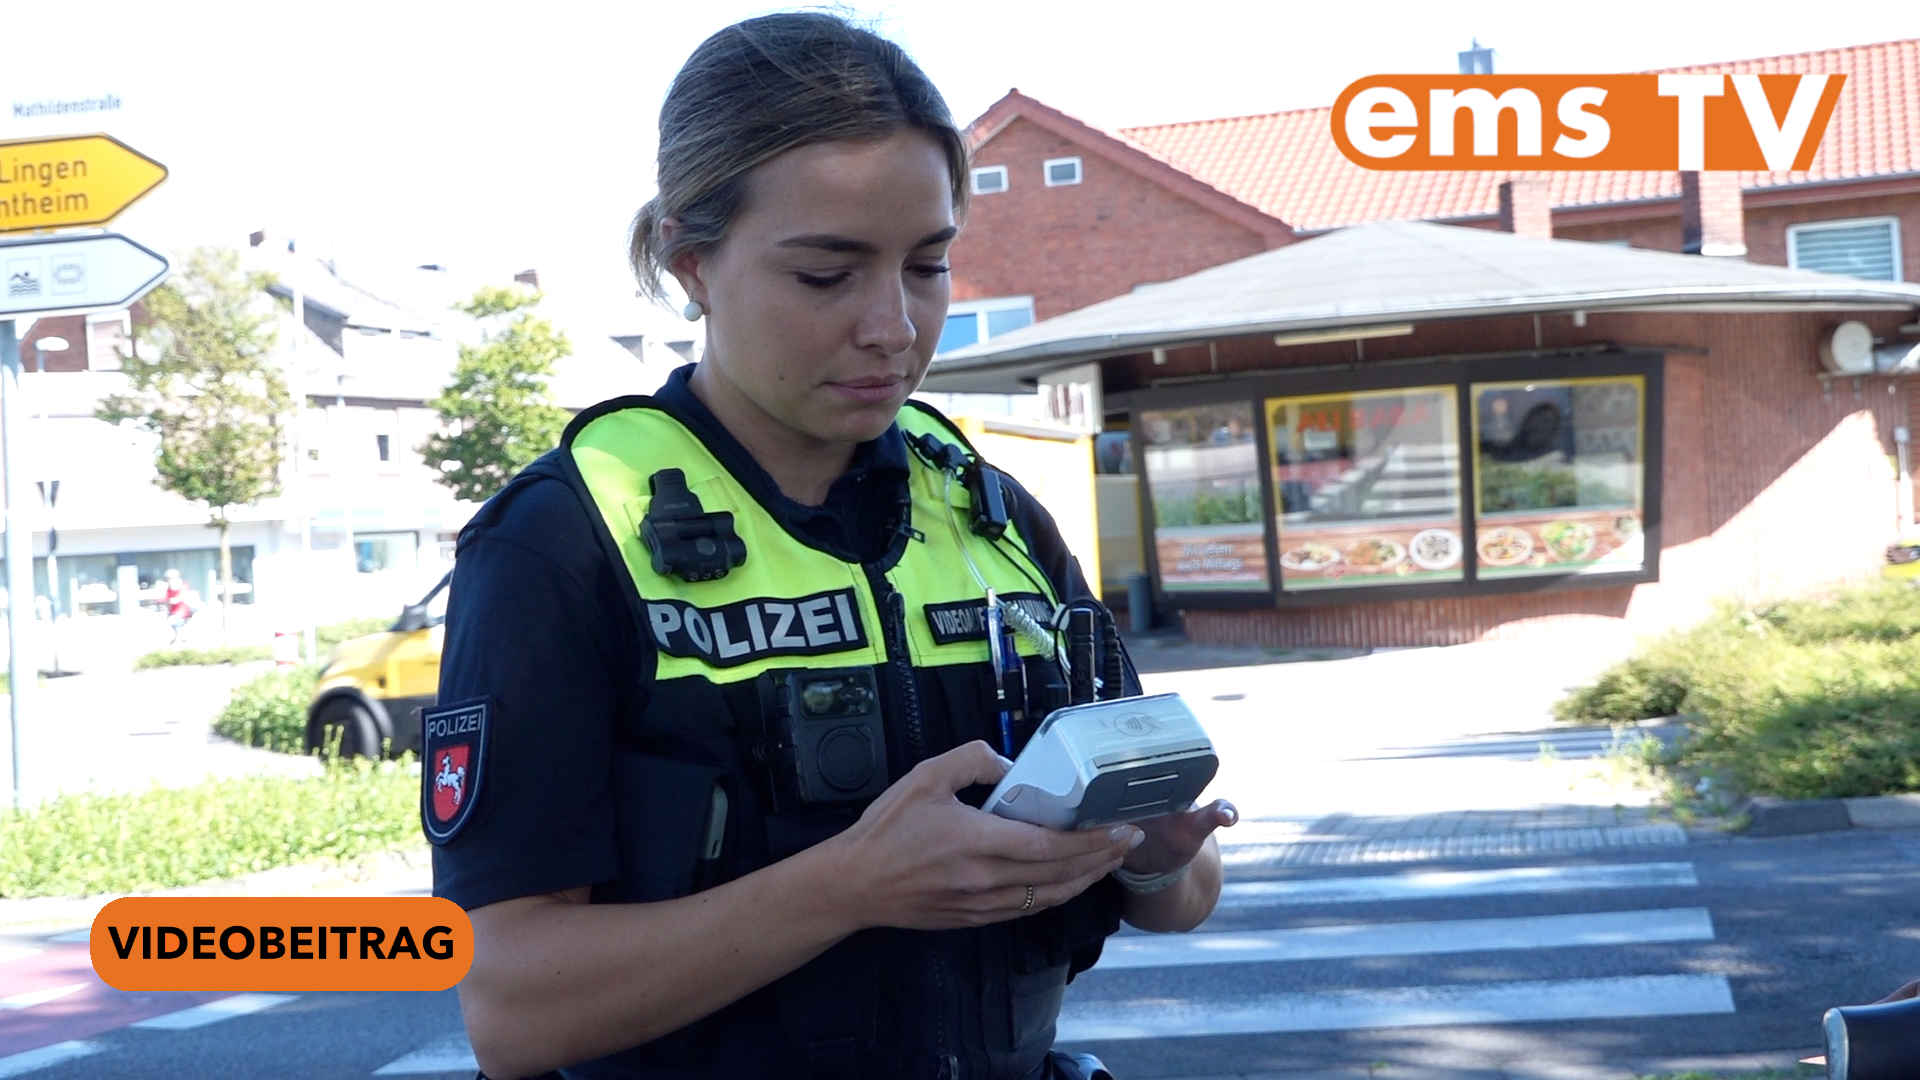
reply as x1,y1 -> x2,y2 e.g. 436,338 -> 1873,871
1129,830 -> 1146,849
1221,802 -> 1239,826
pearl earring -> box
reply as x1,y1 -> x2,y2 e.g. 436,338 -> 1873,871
682,300 -> 705,321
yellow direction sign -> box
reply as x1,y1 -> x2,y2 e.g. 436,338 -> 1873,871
0,134 -> 167,234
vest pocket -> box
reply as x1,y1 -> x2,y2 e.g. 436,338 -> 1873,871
607,752 -> 729,903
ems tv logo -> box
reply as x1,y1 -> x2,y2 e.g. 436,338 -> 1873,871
1332,73 -> 1845,170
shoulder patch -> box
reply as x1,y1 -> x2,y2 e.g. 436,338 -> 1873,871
421,699 -> 491,845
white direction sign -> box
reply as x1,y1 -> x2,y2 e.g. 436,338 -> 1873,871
0,232 -> 169,319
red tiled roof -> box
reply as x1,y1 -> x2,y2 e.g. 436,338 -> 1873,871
967,90 -> 1294,241
1116,38 -> 1920,231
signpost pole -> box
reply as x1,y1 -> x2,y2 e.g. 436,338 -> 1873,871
1,319 -> 34,810
0,132 -> 169,810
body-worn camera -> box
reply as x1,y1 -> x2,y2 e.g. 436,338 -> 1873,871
755,667 -> 889,812
640,469 -> 748,582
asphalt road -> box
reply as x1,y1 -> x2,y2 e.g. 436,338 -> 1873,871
5,825 -> 1917,1080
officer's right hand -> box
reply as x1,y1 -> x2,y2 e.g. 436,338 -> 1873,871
824,741 -> 1143,931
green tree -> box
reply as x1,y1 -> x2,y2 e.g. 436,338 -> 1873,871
419,285 -> 571,504
98,247 -> 290,633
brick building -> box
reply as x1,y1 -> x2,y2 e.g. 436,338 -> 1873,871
926,38 -> 1920,649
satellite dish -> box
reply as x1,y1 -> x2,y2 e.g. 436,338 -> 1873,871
1819,321 -> 1874,375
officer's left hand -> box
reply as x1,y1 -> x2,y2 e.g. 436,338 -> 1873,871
1118,798 -> 1237,876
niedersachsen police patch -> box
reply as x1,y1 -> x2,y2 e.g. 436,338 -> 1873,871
421,699 -> 490,845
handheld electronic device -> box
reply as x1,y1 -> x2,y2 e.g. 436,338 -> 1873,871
981,692 -> 1218,830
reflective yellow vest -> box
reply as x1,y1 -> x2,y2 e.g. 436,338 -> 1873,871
570,400 -> 1058,687
558,396 -> 1120,1079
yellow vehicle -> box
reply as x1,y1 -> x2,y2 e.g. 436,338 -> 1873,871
1887,537 -> 1920,582
306,571 -> 449,758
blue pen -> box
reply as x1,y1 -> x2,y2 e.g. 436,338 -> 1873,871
984,589 -> 1016,756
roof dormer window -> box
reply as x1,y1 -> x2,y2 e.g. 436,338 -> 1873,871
971,166 -> 1008,195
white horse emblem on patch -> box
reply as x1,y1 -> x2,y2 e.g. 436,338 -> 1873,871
436,752 -> 467,809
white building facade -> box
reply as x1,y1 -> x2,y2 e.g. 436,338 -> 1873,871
4,247 -> 688,646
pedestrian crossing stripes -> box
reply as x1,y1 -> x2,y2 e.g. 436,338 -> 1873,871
1215,860 -> 1697,908
0,992 -> 301,1078
1098,907 -> 1714,969
1351,729 -> 1661,762
0,1041 -> 101,1080
128,993 -> 295,1031
1,849 -> 1728,1077
0,984 -> 86,1011
1221,822 -> 1689,867
372,1034 -> 477,1076
1055,974 -> 1736,1041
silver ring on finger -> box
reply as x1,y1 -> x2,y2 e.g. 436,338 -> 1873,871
1020,884 -> 1035,912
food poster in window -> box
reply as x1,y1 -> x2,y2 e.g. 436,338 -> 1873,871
1266,387 -> 1465,590
1141,404 -> 1270,592
1472,376 -> 1646,578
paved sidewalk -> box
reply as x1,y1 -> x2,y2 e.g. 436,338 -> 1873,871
0,660 -> 320,807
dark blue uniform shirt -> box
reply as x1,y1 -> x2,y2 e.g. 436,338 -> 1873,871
431,364 -> 1105,913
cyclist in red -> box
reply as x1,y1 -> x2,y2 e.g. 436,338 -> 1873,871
163,568 -> 195,645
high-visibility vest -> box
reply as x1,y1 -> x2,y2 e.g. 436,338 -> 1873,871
557,396 -> 1122,1079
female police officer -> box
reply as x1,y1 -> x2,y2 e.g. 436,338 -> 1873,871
424,13 -> 1236,1079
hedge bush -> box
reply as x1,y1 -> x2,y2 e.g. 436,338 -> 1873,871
1557,582 -> 1920,800
212,665 -> 324,754
1677,635 -> 1920,799
133,615 -> 396,671
135,645 -> 274,669
0,759 -> 420,898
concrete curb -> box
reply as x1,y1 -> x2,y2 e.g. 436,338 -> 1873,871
1738,792 -> 1920,836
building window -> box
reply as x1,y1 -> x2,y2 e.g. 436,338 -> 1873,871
1129,352 -> 1661,607
1043,157 -> 1082,187
1472,376 -> 1646,578
1139,403 -> 1269,593
937,296 -> 1035,355
355,531 -> 418,574
1268,386 -> 1464,590
376,433 -> 391,462
1788,216 -> 1902,281
86,311 -> 131,370
970,166 -> 1008,195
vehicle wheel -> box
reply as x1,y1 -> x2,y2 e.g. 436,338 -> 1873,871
314,698 -> 381,759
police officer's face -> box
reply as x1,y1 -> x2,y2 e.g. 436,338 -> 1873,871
675,131 -> 956,449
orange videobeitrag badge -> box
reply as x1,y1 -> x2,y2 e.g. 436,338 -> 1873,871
1331,72 -> 1846,171
90,897 -> 472,992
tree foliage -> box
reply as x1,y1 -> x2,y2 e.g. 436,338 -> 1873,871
419,285 -> 572,504
97,247 -> 290,622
